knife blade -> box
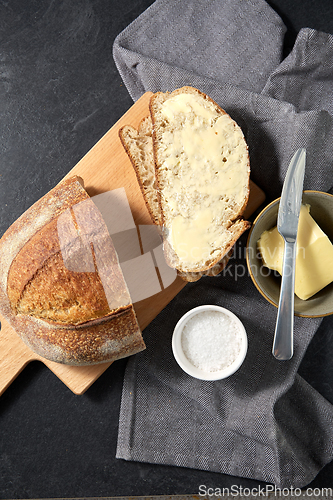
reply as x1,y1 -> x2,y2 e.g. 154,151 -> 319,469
272,148 -> 306,360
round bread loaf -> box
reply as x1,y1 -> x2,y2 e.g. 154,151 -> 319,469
0,176 -> 145,366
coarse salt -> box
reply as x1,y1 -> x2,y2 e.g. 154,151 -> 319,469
181,310 -> 243,372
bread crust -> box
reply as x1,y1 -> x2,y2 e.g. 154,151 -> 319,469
0,282 -> 143,365
149,86 -> 251,273
0,176 -> 145,365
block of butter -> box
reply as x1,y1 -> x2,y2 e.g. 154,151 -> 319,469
257,204 -> 333,300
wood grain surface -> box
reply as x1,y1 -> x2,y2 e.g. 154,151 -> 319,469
0,92 -> 266,396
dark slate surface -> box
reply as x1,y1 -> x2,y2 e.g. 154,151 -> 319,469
0,0 -> 333,497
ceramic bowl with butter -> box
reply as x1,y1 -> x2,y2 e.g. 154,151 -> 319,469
246,190 -> 333,317
172,305 -> 248,381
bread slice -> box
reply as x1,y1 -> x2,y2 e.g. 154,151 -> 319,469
119,116 -> 162,226
0,176 -> 145,365
150,86 -> 250,273
119,117 -> 230,282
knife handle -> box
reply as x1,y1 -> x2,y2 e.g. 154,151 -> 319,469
272,239 -> 296,360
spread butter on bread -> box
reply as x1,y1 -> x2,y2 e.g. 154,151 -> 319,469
149,86 -> 250,273
0,176 -> 145,366
119,116 -> 231,282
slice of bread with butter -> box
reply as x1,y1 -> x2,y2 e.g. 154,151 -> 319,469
121,86 -> 251,274
151,87 -> 250,273
119,115 -> 231,282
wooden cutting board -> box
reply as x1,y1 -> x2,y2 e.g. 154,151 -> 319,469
0,92 -> 265,396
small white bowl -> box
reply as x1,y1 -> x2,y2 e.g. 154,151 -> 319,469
172,305 -> 248,381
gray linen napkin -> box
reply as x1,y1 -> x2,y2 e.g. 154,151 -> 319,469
113,0 -> 333,488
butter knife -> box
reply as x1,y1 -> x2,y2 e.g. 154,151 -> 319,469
272,148 -> 306,360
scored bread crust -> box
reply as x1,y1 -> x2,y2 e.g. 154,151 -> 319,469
149,86 -> 251,273
119,117 -> 230,282
0,176 -> 145,366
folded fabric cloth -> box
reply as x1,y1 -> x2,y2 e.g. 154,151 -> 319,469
113,0 -> 333,488
113,0 -> 286,96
